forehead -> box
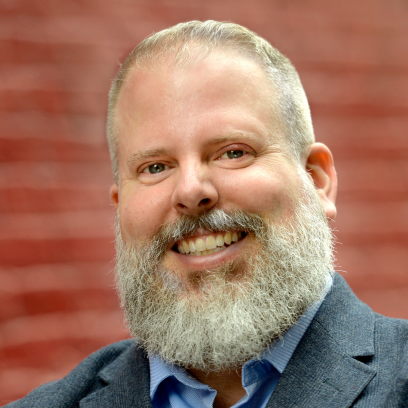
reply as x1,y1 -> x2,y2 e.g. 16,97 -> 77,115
114,52 -> 284,155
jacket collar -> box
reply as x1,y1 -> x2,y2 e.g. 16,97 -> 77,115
80,345 -> 153,408
266,273 -> 377,408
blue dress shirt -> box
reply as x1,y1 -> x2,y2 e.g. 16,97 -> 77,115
149,276 -> 332,408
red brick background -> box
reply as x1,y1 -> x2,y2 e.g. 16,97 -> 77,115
1,0 -> 408,404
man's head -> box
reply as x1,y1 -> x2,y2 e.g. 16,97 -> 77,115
108,20 -> 337,372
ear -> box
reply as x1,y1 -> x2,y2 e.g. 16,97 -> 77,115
110,184 -> 119,210
304,143 -> 337,220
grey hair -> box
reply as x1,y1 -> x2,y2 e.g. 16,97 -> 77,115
107,20 -> 315,185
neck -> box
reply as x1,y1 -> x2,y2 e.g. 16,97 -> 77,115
188,367 -> 246,408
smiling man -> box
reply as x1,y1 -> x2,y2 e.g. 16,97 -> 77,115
7,21 -> 408,408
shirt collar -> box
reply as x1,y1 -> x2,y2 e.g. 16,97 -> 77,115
149,354 -> 209,399
241,273 -> 332,384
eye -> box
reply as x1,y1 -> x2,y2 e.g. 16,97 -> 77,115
142,163 -> 168,174
221,150 -> 245,160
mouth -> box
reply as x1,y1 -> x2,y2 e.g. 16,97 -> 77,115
172,231 -> 247,257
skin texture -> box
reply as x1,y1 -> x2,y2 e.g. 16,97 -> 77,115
110,52 -> 337,408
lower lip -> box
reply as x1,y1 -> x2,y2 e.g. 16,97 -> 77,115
170,235 -> 248,269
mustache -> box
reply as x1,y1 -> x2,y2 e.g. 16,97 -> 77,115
147,209 -> 267,262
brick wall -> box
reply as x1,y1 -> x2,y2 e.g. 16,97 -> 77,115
1,0 -> 408,403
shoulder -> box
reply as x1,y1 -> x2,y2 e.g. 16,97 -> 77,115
371,311 -> 408,369
317,274 -> 408,405
374,311 -> 408,340
3,340 -> 137,408
366,313 -> 408,406
325,273 -> 408,354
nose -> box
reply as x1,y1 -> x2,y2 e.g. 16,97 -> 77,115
171,163 -> 218,215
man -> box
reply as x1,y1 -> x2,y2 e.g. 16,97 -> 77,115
7,21 -> 408,408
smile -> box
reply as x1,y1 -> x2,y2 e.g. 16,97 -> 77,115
173,231 -> 246,256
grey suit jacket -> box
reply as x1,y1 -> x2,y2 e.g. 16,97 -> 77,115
4,274 -> 408,407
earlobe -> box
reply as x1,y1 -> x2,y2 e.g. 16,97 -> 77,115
110,184 -> 119,209
305,143 -> 337,220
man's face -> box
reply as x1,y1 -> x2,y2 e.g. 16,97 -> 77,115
111,52 -> 336,370
113,52 -> 308,291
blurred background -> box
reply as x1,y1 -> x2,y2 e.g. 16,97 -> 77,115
1,0 -> 408,403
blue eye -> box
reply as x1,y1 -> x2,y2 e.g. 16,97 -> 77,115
145,163 -> 166,174
222,150 -> 244,159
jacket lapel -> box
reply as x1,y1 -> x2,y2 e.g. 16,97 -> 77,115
266,274 -> 377,408
79,346 -> 153,408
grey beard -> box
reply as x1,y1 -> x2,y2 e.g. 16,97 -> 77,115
115,170 -> 334,372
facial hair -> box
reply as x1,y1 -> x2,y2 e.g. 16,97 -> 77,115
115,170 -> 334,372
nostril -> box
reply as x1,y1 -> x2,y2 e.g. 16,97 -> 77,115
199,198 -> 211,206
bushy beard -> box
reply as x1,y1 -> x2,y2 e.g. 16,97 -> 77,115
115,170 -> 334,372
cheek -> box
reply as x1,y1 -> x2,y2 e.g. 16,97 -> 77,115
119,187 -> 172,243
216,168 -> 300,217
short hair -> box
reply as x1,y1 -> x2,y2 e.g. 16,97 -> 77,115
107,20 -> 315,185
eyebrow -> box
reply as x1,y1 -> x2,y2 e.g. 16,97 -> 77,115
205,132 -> 260,146
127,147 -> 170,167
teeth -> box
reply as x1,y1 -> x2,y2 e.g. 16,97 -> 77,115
196,238 -> 206,252
182,241 -> 190,253
186,245 -> 227,255
189,240 -> 196,253
216,234 -> 224,247
206,236 -> 217,249
178,231 -> 244,256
